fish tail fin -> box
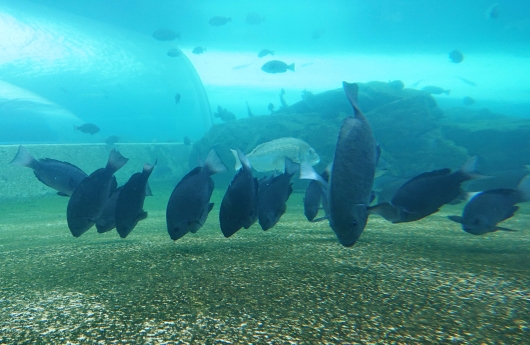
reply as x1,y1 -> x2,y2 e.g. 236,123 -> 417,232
287,63 -> 295,71
460,156 -> 489,180
106,149 -> 129,173
285,157 -> 299,175
230,149 -> 243,171
447,215 -> 463,224
142,160 -> 156,177
9,145 -> 37,168
299,162 -> 327,187
342,81 -> 365,119
236,149 -> 252,170
516,174 -> 530,202
204,149 -> 227,175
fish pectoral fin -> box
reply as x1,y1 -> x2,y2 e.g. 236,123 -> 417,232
447,216 -> 463,224
56,192 -> 69,197
368,203 -> 401,222
495,226 -> 517,232
137,211 -> 148,221
311,216 -> 329,223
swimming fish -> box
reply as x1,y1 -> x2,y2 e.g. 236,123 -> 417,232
328,82 -> 378,247
232,137 -> 320,172
152,28 -> 180,41
95,187 -> 122,233
9,145 -> 88,197
192,46 -> 206,54
219,149 -> 259,238
369,157 -> 485,223
166,150 -> 227,241
105,135 -> 120,146
261,60 -> 295,74
268,103 -> 275,114
115,163 -> 155,238
421,86 -> 450,95
74,123 -> 100,134
448,175 -> 530,235
246,102 -> 254,117
302,165 -> 330,222
258,158 -> 298,231
67,149 -> 129,237
214,105 -> 236,121
209,16 -> 231,26
449,50 -> 464,63
258,49 -> 274,58
175,93 -> 181,105
167,48 -> 181,57
279,88 -> 288,108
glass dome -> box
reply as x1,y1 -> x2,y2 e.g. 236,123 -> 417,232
0,0 -> 212,144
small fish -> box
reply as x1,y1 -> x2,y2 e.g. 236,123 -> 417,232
67,149 -> 129,237
463,97 -> 475,106
183,136 -> 191,145
449,49 -> 464,63
421,86 -> 450,95
369,157 -> 486,223
258,158 -> 299,231
246,102 -> 254,117
246,12 -> 265,25
261,60 -> 295,74
209,16 -> 232,26
166,150 -> 227,241
268,103 -> 275,114
105,135 -> 120,145
388,80 -> 405,90
232,63 -> 252,70
486,3 -> 500,19
301,165 -> 330,222
95,187 -> 122,233
409,79 -> 423,88
152,28 -> 180,41
9,145 -> 88,197
279,88 -> 288,108
219,149 -> 259,237
457,77 -> 477,86
258,49 -> 274,58
233,137 -> 320,173
74,123 -> 100,134
213,105 -> 236,121
167,48 -> 181,57
175,93 -> 181,105
192,46 -> 206,54
449,175 -> 530,235
115,163 -> 155,238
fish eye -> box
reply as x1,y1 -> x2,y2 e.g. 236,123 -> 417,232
351,221 -> 358,227
472,218 -> 481,225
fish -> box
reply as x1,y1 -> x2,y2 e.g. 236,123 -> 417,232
152,28 -> 180,41
115,163 -> 155,238
279,88 -> 288,108
67,149 -> 129,237
448,175 -> 530,235
486,3 -> 500,19
9,145 -> 88,197
167,48 -> 181,57
192,46 -> 206,54
232,63 -> 252,70
301,164 -> 330,222
268,103 -> 275,114
465,166 -> 530,192
463,97 -> 476,106
388,80 -> 405,90
95,187 -> 122,233
449,49 -> 464,63
105,135 -> 120,145
261,60 -> 295,74
421,86 -> 450,95
214,105 -> 236,122
327,82 -> 378,247
258,158 -> 299,231
369,157 -> 486,223
246,102 -> 254,117
246,12 -> 265,25
74,123 -> 100,134
258,49 -> 274,58
183,136 -> 191,145
232,137 -> 320,173
209,16 -> 231,26
409,79 -> 423,88
166,150 -> 227,241
175,93 -> 181,105
457,77 -> 477,86
219,149 -> 259,237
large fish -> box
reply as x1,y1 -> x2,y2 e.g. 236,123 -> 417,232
115,163 -> 156,238
96,187 -> 122,233
328,82 -> 377,247
302,166 -> 330,222
257,158 -> 298,231
10,145 -> 87,197
233,137 -> 319,172
448,175 -> 530,235
67,149 -> 129,237
370,157 -> 485,223
166,150 -> 227,241
219,149 -> 259,238
261,60 -> 294,74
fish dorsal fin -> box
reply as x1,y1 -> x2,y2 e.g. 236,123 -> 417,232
480,188 -> 516,196
406,168 -> 451,183
39,158 -> 86,173
447,215 -> 463,224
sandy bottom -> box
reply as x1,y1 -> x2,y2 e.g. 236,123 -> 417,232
0,184 -> 529,344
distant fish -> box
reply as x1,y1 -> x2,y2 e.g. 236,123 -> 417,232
166,150 -> 227,241
449,49 -> 464,63
246,102 -> 254,117
261,60 -> 295,74
486,3 -> 500,19
258,158 -> 298,230
421,86 -> 450,95
463,97 -> 476,106
115,163 -> 155,238
409,79 -> 423,88
246,12 -> 265,25
448,175 -> 530,235
167,48 -> 181,57
233,137 -> 320,172
152,28 -> 180,41
465,166 -> 530,192
457,77 -> 477,87
232,63 -> 252,70
175,93 -> 181,105
67,149 -> 129,237
279,88 -> 288,108
209,16 -> 232,26
192,46 -> 206,54
183,136 -> 191,145
9,145 -> 87,197
258,49 -> 274,58
95,187 -> 122,233
214,105 -> 236,122
220,149 -> 259,237
268,103 -> 275,114
301,164 -> 330,222
105,135 -> 120,146
388,80 -> 405,90
369,157 -> 486,223
74,123 -> 100,134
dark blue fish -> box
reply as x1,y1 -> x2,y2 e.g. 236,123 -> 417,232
448,175 -> 530,235
449,50 -> 464,63
328,82 -> 377,247
261,60 -> 295,74
67,149 -> 129,237
74,123 -> 100,134
302,165 -> 330,222
115,163 -> 156,238
96,187 -> 122,233
166,150 -> 227,241
10,145 -> 87,197
219,149 -> 259,238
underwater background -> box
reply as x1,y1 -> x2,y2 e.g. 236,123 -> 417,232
0,0 -> 529,343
